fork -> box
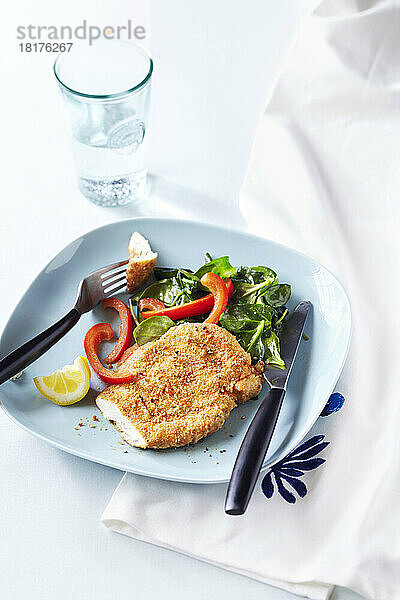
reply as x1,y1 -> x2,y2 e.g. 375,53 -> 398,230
0,259 -> 128,385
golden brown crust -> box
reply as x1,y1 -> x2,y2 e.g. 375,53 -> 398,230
96,323 -> 264,449
126,257 -> 157,293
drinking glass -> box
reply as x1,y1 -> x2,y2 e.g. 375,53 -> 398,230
54,41 -> 153,206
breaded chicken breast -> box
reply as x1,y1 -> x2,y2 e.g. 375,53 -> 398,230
96,322 -> 264,449
126,232 -> 158,293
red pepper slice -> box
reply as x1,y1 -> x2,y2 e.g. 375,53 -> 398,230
200,272 -> 229,323
84,323 -> 135,384
102,297 -> 133,364
116,344 -> 138,368
142,278 -> 233,321
139,298 -> 166,313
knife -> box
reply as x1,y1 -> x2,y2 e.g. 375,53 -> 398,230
225,300 -> 312,515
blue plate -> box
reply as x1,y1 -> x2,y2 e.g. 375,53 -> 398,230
0,218 -> 351,483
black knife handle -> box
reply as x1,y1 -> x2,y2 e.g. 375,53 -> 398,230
0,308 -> 81,385
225,387 -> 285,515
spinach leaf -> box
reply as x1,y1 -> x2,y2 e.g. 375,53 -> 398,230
135,278 -> 183,306
271,306 -> 289,334
231,282 -> 260,305
239,322 -> 267,361
153,267 -> 179,280
176,270 -> 201,300
129,287 -> 148,306
220,290 -> 286,368
235,326 -> 284,368
263,332 -> 285,369
131,275 -> 199,311
263,283 -> 291,307
232,281 -> 272,305
219,303 -> 271,333
231,266 -> 278,305
195,256 -> 237,279
154,266 -> 197,282
134,316 -> 175,346
220,302 -> 284,365
234,265 -> 277,286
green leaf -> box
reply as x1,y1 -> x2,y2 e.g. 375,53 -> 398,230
133,316 -> 175,346
263,284 -> 291,307
145,279 -> 183,304
230,267 -> 278,305
263,332 -> 285,369
153,267 -> 180,280
232,282 -> 270,305
220,303 -> 271,333
271,307 -> 289,335
195,256 -> 237,279
130,278 -> 184,310
176,270 -> 201,300
234,266 -> 277,286
244,321 -> 266,360
220,301 -> 285,367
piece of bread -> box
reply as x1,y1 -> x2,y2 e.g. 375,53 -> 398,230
126,232 -> 158,293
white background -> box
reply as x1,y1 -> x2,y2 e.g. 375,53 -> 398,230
0,2 -> 364,599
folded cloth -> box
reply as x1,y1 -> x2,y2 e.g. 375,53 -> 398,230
102,1 -> 400,598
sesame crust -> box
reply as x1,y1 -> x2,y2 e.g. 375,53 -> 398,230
96,323 -> 264,449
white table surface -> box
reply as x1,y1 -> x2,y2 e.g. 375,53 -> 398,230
1,1 -> 366,599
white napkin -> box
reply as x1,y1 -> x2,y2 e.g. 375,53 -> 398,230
102,1 -> 400,598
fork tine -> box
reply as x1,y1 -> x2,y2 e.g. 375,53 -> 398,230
103,275 -> 126,291
101,267 -> 128,283
93,259 -> 128,277
103,282 -> 127,297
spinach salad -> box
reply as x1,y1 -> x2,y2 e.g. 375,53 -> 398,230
129,255 -> 291,369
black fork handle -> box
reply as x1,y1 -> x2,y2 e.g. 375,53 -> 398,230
225,387 -> 285,515
0,308 -> 81,385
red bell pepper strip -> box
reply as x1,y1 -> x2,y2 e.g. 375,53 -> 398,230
200,272 -> 229,323
142,278 -> 234,321
102,297 -> 133,364
116,344 -> 138,368
139,298 -> 166,313
84,323 -> 135,384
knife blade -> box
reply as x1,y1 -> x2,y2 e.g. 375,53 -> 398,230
225,301 -> 312,515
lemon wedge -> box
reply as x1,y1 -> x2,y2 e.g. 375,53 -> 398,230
34,356 -> 91,405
